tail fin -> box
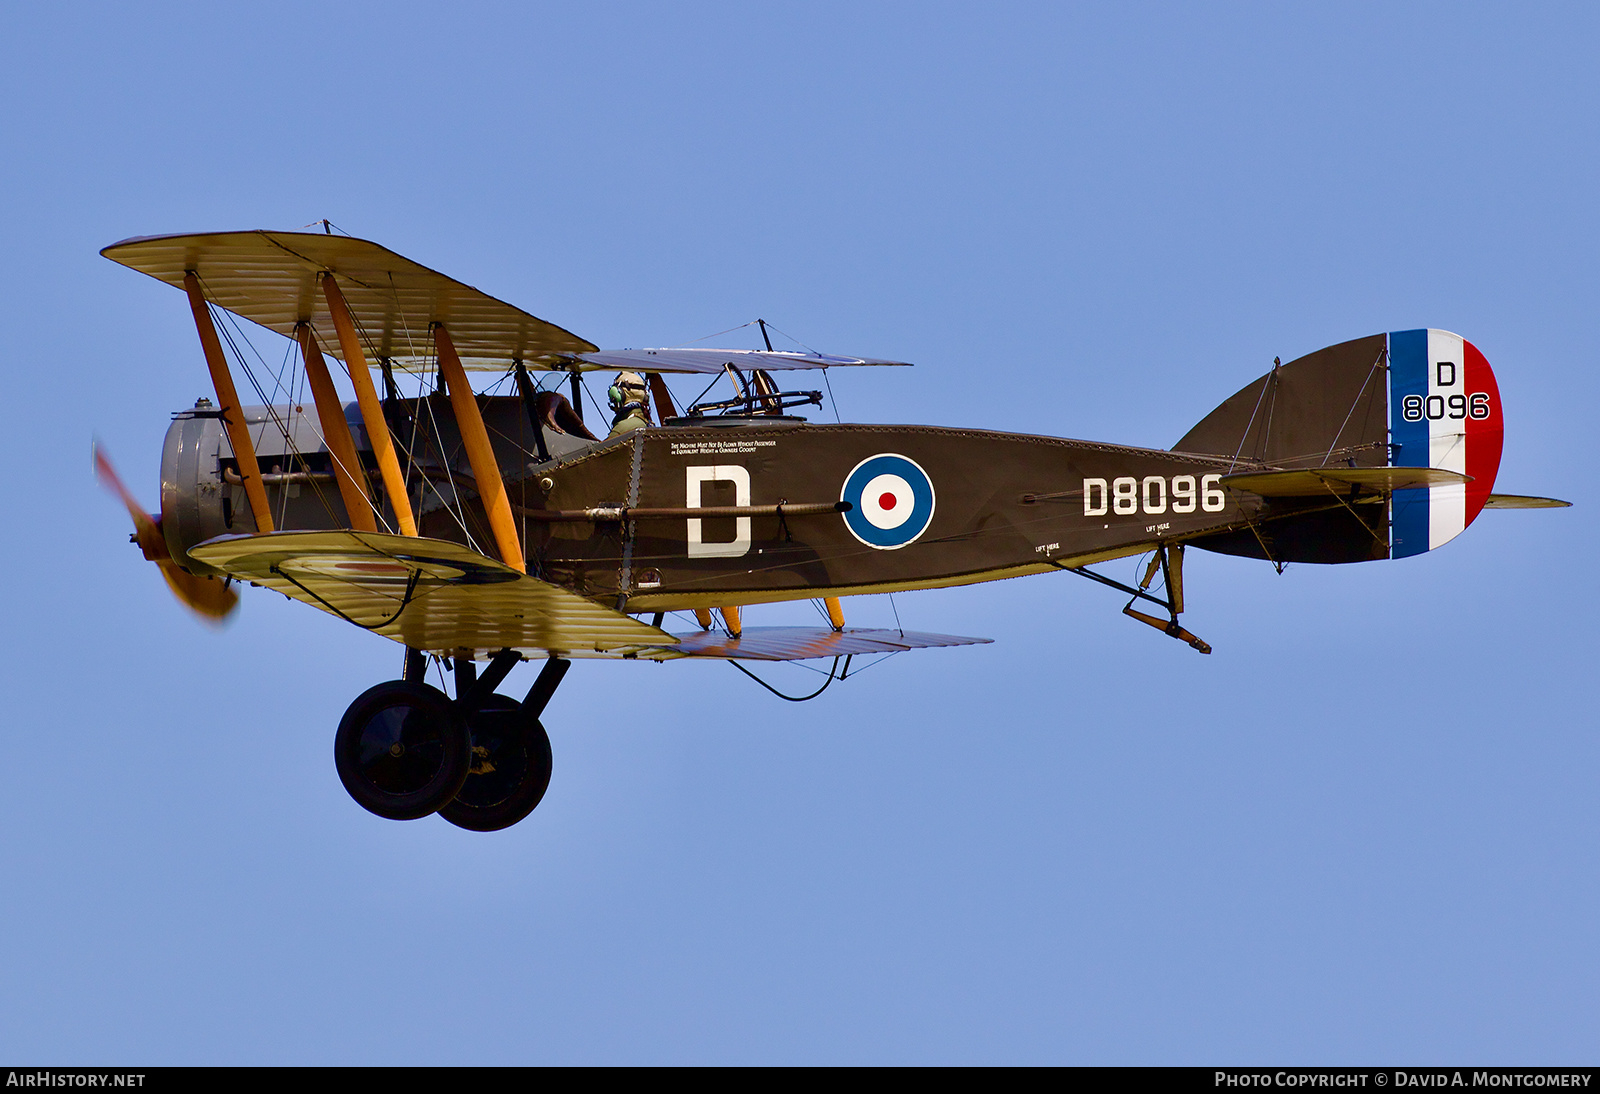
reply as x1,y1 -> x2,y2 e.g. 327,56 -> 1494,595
1173,330 -> 1504,563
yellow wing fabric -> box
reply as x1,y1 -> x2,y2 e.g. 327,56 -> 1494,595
188,531 -> 672,657
100,231 -> 596,370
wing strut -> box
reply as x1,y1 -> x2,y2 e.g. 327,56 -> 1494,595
296,323 -> 376,532
824,597 -> 846,631
646,373 -> 678,420
512,362 -> 552,462
322,274 -> 418,536
182,272 -> 273,532
435,323 -> 525,573
690,606 -> 745,637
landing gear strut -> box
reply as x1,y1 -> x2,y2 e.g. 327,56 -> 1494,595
441,657 -> 567,832
333,650 -> 570,827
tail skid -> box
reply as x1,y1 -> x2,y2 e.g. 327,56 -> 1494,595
1054,544 -> 1213,655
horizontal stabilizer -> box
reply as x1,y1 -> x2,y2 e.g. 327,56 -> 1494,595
1222,466 -> 1470,497
1482,493 -> 1572,509
664,626 -> 990,661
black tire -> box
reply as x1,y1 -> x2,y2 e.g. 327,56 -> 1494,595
439,695 -> 554,832
334,680 -> 471,821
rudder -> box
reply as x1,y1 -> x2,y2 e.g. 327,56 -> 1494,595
1386,329 -> 1503,557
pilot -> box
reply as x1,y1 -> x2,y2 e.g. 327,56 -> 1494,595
606,371 -> 652,438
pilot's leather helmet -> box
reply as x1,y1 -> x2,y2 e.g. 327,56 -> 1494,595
608,370 -> 648,411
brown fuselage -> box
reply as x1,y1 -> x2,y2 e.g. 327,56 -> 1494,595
172,396 -> 1383,610
526,420 -> 1260,609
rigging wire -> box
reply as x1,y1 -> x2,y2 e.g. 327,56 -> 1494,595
822,367 -> 842,423
678,319 -> 757,346
301,219 -> 352,237
376,268 -> 443,528
204,295 -> 292,440
479,367 -> 517,398
835,651 -> 900,679
353,274 -> 484,552
691,318 -> 842,420
199,282 -> 362,529
408,332 -> 485,553
210,294 -> 295,406
685,370 -> 725,410
294,323 -> 394,533
313,329 -> 401,534
200,290 -> 344,530
218,299 -> 390,532
1228,366 -> 1274,473
1320,350 -> 1387,467
276,338 -> 312,530
752,320 -> 824,357
780,656 -> 843,678
579,373 -> 609,424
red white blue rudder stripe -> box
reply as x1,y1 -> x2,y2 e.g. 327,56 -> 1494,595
1388,329 -> 1504,558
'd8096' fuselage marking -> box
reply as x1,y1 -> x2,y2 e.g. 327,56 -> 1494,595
1081,474 -> 1226,517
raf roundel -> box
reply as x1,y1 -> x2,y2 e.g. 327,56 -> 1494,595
840,454 -> 936,549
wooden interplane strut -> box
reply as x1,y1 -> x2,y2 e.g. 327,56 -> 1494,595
182,272 -> 273,532
295,323 -> 376,533
824,597 -> 846,631
434,324 -> 525,573
321,275 -> 417,537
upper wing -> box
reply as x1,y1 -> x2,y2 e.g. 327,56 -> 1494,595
187,530 -> 672,657
101,230 -> 597,370
101,231 -> 910,376
571,348 -> 912,373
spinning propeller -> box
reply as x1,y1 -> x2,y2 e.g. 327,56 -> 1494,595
93,444 -> 238,622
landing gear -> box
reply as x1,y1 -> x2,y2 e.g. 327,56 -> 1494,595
334,680 -> 472,820
438,696 -> 553,832
333,651 -> 570,829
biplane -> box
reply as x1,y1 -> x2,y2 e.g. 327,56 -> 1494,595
97,230 -> 1568,831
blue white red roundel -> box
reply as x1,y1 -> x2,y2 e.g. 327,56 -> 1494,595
840,454 -> 936,549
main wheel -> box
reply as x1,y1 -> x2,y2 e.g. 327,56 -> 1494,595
334,680 -> 471,820
439,695 -> 554,832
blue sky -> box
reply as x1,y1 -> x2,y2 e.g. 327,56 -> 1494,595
1,2 -> 1593,1063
